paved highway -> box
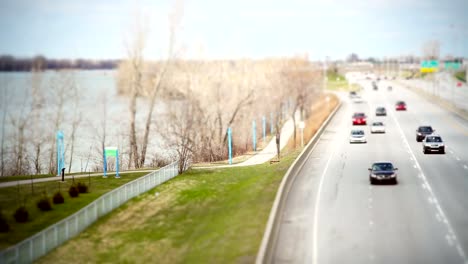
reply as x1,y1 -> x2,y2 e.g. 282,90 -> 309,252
272,75 -> 468,264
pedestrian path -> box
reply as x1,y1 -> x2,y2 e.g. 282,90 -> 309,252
196,112 -> 299,169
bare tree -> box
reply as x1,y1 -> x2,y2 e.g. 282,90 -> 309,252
67,81 -> 82,173
10,87 -> 31,175
30,64 -> 46,174
0,77 -> 11,176
422,40 -> 441,60
47,71 -> 74,174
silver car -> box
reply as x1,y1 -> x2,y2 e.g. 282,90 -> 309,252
370,122 -> 385,133
423,135 -> 445,154
350,129 -> 367,143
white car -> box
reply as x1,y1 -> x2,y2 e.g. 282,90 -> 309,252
370,122 -> 385,133
350,129 -> 367,143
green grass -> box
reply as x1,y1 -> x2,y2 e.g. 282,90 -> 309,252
0,172 -> 85,183
0,171 -> 148,250
455,71 -> 466,82
38,149 -> 301,264
326,71 -> 360,91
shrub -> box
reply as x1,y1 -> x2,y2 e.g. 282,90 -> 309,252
14,206 -> 29,223
68,185 -> 79,198
0,212 -> 9,232
77,182 -> 88,193
37,197 -> 52,211
53,191 -> 65,204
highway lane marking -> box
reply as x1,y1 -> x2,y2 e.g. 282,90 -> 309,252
312,144 -> 337,264
389,107 -> 468,262
455,156 -> 461,161
311,102 -> 349,264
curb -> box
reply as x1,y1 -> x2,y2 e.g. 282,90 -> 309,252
255,99 -> 342,264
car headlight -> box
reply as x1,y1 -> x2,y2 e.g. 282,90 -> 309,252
371,173 -> 377,178
439,143 -> 444,147
417,132 -> 422,135
390,173 -> 396,178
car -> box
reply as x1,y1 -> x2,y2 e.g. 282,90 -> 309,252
373,84 -> 378,91
350,129 -> 367,143
387,86 -> 392,91
423,135 -> 445,154
375,107 -> 387,116
395,101 -> 406,111
416,126 -> 434,142
368,162 -> 398,185
349,91 -> 357,98
352,112 -> 367,125
370,122 -> 385,133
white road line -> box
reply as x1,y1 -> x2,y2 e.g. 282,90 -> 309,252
436,213 -> 442,222
388,107 -> 467,263
312,139 -> 338,264
455,157 -> 461,161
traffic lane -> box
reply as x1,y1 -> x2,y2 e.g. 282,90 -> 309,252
318,102 -> 460,264
386,80 -> 468,162
272,101 -> 350,263
384,100 -> 468,256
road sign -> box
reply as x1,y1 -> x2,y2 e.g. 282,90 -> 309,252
420,60 -> 439,73
444,62 -> 461,70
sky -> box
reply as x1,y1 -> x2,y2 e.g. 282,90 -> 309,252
0,0 -> 467,61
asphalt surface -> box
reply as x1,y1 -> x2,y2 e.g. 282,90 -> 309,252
272,75 -> 468,264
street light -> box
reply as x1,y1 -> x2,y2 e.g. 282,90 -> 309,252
299,121 -> 305,147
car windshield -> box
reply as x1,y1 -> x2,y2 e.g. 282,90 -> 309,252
377,107 -> 385,111
419,126 -> 433,132
426,137 -> 442,142
351,130 -> 364,135
372,122 -> 383,126
372,163 -> 394,171
397,101 -> 405,105
353,113 -> 365,117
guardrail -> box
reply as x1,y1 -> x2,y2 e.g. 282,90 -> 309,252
0,161 -> 179,264
255,100 -> 342,264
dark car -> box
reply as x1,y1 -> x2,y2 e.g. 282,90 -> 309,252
349,91 -> 357,98
423,135 -> 445,154
368,162 -> 398,185
387,86 -> 392,91
376,107 -> 387,116
395,101 -> 406,111
416,126 -> 434,142
373,83 -> 378,91
352,112 -> 367,125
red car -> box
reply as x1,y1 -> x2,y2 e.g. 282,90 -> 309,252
352,112 -> 367,125
395,101 -> 406,111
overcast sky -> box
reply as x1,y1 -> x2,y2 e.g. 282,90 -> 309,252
0,0 -> 467,60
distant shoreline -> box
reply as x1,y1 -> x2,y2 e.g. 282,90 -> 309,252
0,55 -> 120,72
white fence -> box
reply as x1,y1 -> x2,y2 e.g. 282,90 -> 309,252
0,161 -> 179,264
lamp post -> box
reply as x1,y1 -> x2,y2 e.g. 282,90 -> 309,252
299,121 -> 305,147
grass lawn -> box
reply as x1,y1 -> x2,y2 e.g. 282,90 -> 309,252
326,71 -> 360,91
0,172 -> 86,183
455,71 -> 466,82
37,95 -> 338,264
0,171 -> 148,250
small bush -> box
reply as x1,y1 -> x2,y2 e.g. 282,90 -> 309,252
68,185 -> 79,198
53,192 -> 65,204
37,197 -> 52,211
14,206 -> 29,223
0,212 -> 9,232
77,182 -> 88,193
